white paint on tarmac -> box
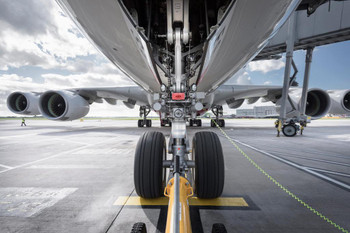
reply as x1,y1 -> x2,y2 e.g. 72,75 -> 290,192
0,187 -> 77,217
230,139 -> 350,191
0,164 -> 13,169
0,136 -> 120,175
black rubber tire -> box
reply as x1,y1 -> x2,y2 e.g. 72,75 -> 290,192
146,119 -> 152,127
193,131 -> 224,198
220,119 -> 225,128
212,223 -> 227,233
189,119 -> 193,127
282,124 -> 297,137
160,120 -> 165,127
131,222 -> 147,233
197,119 -> 202,127
134,132 -> 166,198
211,120 -> 215,127
137,120 -> 143,127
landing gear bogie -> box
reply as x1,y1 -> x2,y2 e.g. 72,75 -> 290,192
211,119 -> 225,128
137,119 -> 152,128
189,119 -> 202,127
161,119 -> 172,127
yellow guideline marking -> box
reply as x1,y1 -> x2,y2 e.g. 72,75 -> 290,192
189,197 -> 248,206
114,197 -> 248,207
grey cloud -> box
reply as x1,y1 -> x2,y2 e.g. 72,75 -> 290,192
0,0 -> 56,35
0,47 -> 48,68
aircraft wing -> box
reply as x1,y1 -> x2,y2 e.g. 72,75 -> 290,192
7,86 -> 150,121
211,85 -> 283,108
73,86 -> 150,108
210,84 -> 332,120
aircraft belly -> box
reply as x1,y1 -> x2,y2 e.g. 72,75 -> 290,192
197,0 -> 300,93
56,0 -> 160,93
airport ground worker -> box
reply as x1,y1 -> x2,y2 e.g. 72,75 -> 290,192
21,117 -> 26,126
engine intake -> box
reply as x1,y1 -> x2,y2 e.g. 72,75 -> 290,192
304,89 -> 331,118
7,92 -> 41,115
327,90 -> 350,115
277,88 -> 331,120
39,90 -> 90,121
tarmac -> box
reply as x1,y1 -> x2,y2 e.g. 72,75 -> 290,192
0,118 -> 349,233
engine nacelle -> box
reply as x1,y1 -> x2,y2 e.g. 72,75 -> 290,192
226,98 -> 244,109
7,92 -> 41,115
277,88 -> 331,120
327,90 -> 350,115
39,90 -> 90,121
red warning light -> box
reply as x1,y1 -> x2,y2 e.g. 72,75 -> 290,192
172,93 -> 185,100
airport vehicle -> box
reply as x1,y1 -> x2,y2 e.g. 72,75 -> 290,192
6,0 -> 350,232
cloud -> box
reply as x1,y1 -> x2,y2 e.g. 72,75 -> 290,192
0,1 -> 143,117
248,59 -> 285,74
225,69 -> 252,85
41,72 -> 134,89
0,0 -> 97,71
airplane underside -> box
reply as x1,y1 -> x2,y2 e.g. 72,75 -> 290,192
110,1 -> 300,232
9,0 -> 350,232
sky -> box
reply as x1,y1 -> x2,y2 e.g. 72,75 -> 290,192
0,0 -> 349,117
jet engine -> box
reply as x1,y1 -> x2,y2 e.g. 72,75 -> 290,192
39,90 -> 90,121
327,90 -> 350,115
277,88 -> 331,120
7,92 -> 41,115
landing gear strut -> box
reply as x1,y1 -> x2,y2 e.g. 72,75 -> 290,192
138,106 -> 152,127
211,106 -> 225,127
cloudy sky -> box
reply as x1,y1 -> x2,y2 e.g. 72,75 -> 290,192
1,0 -> 349,117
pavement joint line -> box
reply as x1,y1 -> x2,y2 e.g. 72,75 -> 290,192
104,189 -> 135,233
211,118 -> 349,233
0,136 -> 119,175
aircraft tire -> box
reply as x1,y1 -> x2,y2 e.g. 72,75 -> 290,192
212,223 -> 227,233
146,119 -> 152,127
197,119 -> 202,127
211,120 -> 215,127
134,132 -> 166,198
193,131 -> 224,198
282,124 -> 297,137
220,119 -> 225,127
137,120 -> 143,127
131,222 -> 147,233
189,119 -> 193,127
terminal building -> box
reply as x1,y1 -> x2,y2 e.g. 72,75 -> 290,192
236,106 -> 278,118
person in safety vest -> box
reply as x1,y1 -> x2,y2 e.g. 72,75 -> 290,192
21,118 -> 26,127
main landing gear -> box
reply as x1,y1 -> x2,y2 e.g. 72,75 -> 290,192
189,119 -> 201,127
138,106 -> 152,128
211,106 -> 225,127
161,118 -> 172,127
